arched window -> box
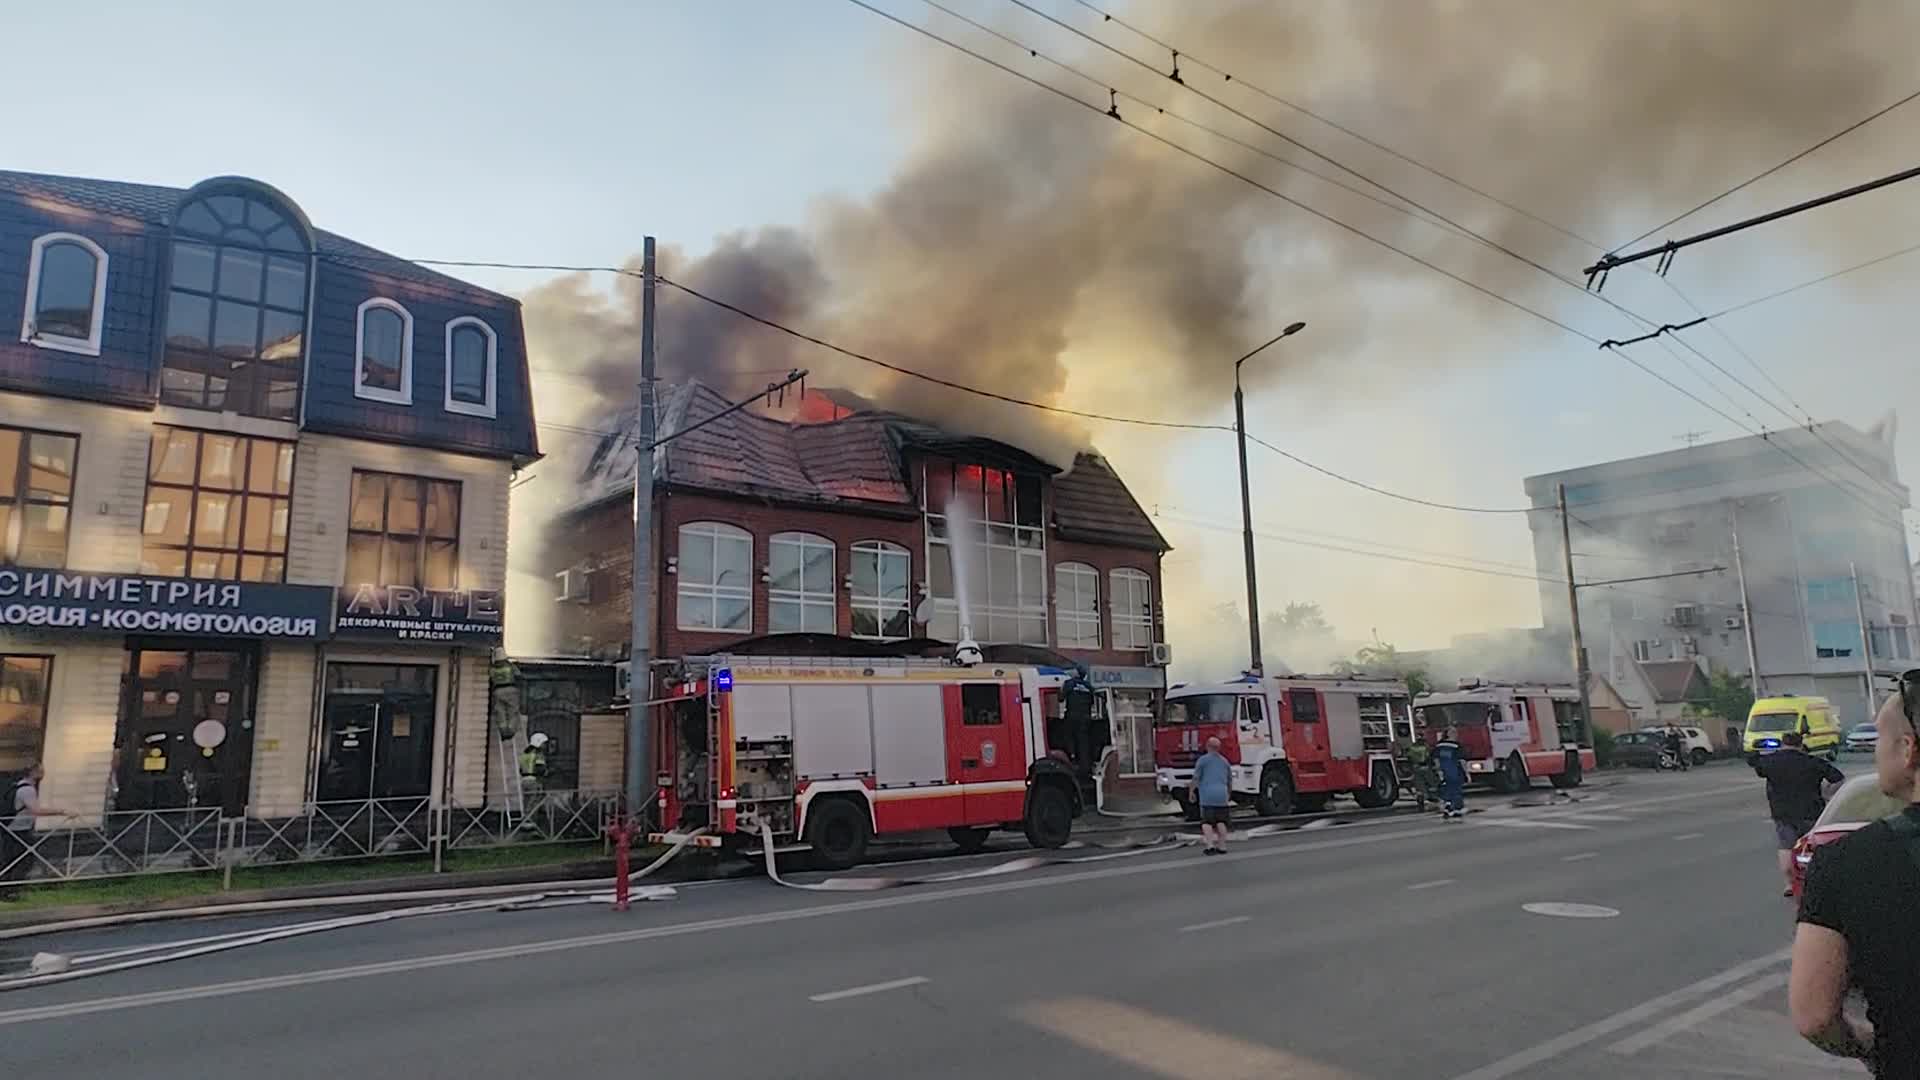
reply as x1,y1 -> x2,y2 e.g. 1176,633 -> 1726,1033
1054,562 -> 1100,649
677,522 -> 752,632
20,233 -> 108,355
444,317 -> 497,418
769,532 -> 835,634
354,298 -> 413,404
1109,568 -> 1154,651
162,185 -> 311,420
850,540 -> 911,640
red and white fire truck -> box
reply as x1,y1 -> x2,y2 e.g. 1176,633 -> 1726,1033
1153,675 -> 1414,816
1413,681 -> 1596,792
646,654 -> 1105,869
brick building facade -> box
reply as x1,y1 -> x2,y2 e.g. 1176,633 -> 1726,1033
545,383 -> 1172,775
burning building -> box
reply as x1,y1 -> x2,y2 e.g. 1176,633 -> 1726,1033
542,382 -> 1172,778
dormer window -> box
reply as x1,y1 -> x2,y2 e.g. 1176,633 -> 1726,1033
444,317 -> 497,418
20,233 -> 108,356
354,298 -> 413,405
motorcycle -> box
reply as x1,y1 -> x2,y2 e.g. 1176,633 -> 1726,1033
1656,748 -> 1689,771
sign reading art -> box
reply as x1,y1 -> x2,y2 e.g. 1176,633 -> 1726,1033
0,569 -> 330,639
336,585 -> 504,643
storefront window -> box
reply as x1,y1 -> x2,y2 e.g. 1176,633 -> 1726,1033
346,470 -> 462,589
0,655 -> 52,782
316,663 -> 438,802
1108,689 -> 1157,776
114,645 -> 255,813
142,426 -> 294,581
0,427 -> 77,568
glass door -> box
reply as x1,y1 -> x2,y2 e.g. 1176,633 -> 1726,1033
115,646 -> 256,814
317,664 -> 437,801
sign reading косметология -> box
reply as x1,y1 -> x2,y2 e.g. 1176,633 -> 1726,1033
335,584 -> 504,644
0,569 -> 332,639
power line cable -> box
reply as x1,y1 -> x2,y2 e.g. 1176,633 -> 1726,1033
1239,432 -> 1529,514
1610,85 -> 1920,255
1697,238 -> 1920,321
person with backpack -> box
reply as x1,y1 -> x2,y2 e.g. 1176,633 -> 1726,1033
1791,675 -> 1920,1079
4,762 -> 70,886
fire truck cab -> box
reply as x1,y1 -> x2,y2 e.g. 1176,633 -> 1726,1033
1413,680 -> 1596,793
648,654 -> 1104,869
1153,675 -> 1412,817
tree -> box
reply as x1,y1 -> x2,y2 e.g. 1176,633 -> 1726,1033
1270,602 -> 1332,637
1685,665 -> 1754,732
1333,637 -> 1431,697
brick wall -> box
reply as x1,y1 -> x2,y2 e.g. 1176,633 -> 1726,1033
1048,535 -> 1166,668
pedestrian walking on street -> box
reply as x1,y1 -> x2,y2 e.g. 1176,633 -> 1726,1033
1189,736 -> 1233,855
4,762 -> 70,887
1791,675 -> 1920,1079
1434,726 -> 1467,819
1752,731 -> 1844,896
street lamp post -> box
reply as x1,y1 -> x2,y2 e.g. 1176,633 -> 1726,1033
1233,320 -> 1306,677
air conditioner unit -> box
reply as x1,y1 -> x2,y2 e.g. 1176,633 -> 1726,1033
1149,642 -> 1173,667
614,661 -> 632,700
555,567 -> 588,603
1723,615 -> 1744,631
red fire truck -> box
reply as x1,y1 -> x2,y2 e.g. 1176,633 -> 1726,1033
1153,675 -> 1413,817
646,654 -> 1104,869
1413,681 -> 1596,792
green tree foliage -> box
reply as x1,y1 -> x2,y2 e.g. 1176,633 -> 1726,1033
1333,637 -> 1431,696
1685,665 -> 1755,729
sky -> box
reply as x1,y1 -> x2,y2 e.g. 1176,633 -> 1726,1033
13,0 -> 1920,677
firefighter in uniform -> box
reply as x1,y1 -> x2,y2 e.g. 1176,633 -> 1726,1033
1434,726 -> 1468,820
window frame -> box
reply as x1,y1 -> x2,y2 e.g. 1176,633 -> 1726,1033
0,653 -> 54,781
140,426 -> 296,582
353,298 -> 415,406
443,317 -> 498,419
0,424 -> 79,569
676,521 -> 753,634
345,469 -> 463,590
1054,561 -> 1102,650
20,232 -> 108,356
1108,567 -> 1154,651
849,539 -> 912,642
767,531 -> 837,635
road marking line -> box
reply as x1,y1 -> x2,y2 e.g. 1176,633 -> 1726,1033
1560,852 -> 1599,862
1551,813 -> 1632,823
1478,819 -> 1595,831
1178,915 -> 1251,932
1406,878 -> 1456,891
1448,947 -> 1791,1080
1608,971 -> 1788,1055
1673,832 -> 1704,840
1022,996 -> 1357,1078
808,976 -> 928,1002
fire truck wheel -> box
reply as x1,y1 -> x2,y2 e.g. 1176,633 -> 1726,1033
1023,784 -> 1074,849
1550,750 -> 1584,789
1255,766 -> 1294,817
1174,793 -> 1201,822
806,797 -> 871,871
1353,763 -> 1399,809
948,826 -> 992,853
1493,753 -> 1528,794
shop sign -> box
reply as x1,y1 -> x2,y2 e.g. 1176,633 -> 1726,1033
336,585 -> 503,643
1087,664 -> 1165,690
0,569 -> 330,639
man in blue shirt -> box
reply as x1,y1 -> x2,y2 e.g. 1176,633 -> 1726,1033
1189,736 -> 1234,854
1433,727 -> 1468,820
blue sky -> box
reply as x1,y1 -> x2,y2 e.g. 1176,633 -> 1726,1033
15,1 -> 1920,666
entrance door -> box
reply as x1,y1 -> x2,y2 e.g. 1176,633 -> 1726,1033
115,645 -> 256,814
946,682 -> 1026,825
317,664 -> 437,802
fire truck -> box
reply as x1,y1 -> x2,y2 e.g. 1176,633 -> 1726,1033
646,654 -> 1106,869
1413,681 -> 1596,792
1153,675 -> 1414,816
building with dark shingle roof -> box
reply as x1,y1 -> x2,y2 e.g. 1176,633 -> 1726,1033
546,380 -> 1173,776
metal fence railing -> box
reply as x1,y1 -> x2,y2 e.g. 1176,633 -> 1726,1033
0,789 -> 624,887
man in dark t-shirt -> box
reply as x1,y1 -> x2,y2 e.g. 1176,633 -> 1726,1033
1753,731 -> 1844,895
1792,684 -> 1920,1078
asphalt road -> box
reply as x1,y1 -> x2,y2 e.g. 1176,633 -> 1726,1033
0,764 -> 1866,1079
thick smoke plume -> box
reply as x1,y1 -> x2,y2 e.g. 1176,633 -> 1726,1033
509,0 -> 1918,654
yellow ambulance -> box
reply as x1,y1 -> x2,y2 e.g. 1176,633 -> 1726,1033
1744,695 -> 1842,758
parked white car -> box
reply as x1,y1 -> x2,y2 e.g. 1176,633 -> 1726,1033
1843,723 -> 1879,753
1646,724 -> 1714,766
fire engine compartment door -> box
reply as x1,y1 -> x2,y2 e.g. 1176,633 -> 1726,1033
791,684 -> 874,779
1282,688 -> 1332,783
871,683 -> 947,786
1489,700 -> 1528,759
1325,692 -> 1364,759
1530,696 -> 1561,751
945,682 -> 1027,825
731,683 -> 794,741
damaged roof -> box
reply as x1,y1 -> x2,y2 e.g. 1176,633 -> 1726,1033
1638,659 -> 1708,704
571,382 -> 1168,550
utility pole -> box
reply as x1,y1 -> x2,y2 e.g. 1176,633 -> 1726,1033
1851,561 -> 1875,717
1231,320 -> 1306,677
1730,512 -> 1763,696
1558,484 -> 1596,736
626,236 -> 657,821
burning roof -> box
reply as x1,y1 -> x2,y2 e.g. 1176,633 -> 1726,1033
571,382 -> 1167,551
